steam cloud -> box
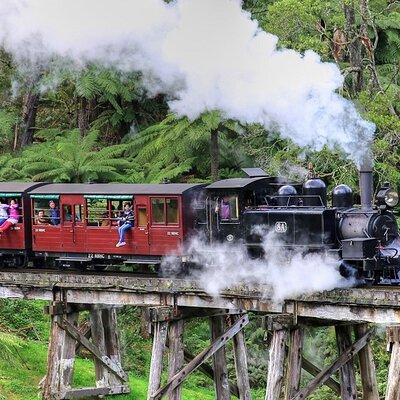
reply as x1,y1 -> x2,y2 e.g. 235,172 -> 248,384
0,0 -> 374,165
162,233 -> 354,302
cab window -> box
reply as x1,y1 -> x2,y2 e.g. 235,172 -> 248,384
216,195 -> 239,221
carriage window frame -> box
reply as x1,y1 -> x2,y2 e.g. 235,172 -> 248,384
85,196 -> 132,228
85,198 -> 109,227
0,195 -> 24,223
151,197 -> 180,226
151,198 -> 166,225
31,198 -> 60,226
62,204 -> 73,224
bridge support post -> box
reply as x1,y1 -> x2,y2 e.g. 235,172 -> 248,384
43,306 -> 78,400
264,316 -> 290,400
386,325 -> 400,400
42,299 -> 129,400
147,320 -> 169,400
335,325 -> 357,400
210,315 -> 230,400
354,324 -> 378,400
284,327 -> 303,400
168,319 -> 184,400
147,307 -> 250,400
231,314 -> 252,400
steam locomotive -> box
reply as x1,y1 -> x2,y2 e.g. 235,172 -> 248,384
207,167 -> 400,284
0,166 -> 399,284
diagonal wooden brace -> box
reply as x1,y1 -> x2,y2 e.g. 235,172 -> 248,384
58,317 -> 128,382
291,327 -> 375,400
149,314 -> 249,400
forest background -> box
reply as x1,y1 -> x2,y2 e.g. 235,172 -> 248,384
0,0 -> 399,399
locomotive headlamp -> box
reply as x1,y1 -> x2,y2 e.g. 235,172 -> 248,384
377,184 -> 399,208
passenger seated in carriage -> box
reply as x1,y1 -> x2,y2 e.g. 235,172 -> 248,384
0,199 -> 9,225
115,202 -> 135,248
0,199 -> 19,233
49,200 -> 60,225
35,210 -> 48,225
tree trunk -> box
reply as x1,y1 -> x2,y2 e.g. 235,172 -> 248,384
15,88 -> 40,150
343,0 -> 363,94
77,97 -> 96,136
210,129 -> 219,182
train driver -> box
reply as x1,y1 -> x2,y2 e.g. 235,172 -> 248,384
115,202 -> 135,247
215,196 -> 231,220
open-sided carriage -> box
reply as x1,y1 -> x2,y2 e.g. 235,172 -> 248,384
28,183 -> 204,268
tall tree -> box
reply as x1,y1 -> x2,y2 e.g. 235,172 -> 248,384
14,77 -> 41,149
127,112 -> 250,182
343,0 -> 364,93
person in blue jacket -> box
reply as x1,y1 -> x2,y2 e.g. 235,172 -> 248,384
116,202 -> 134,247
49,200 -> 60,225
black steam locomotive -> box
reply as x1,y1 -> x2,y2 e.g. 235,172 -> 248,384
204,167 -> 400,284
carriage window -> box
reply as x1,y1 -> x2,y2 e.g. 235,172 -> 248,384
0,196 -> 23,223
110,200 -> 123,225
152,198 -> 166,224
63,205 -> 73,222
137,208 -> 148,227
217,195 -> 239,221
86,198 -> 108,227
33,199 -> 49,225
166,198 -> 179,224
32,198 -> 60,225
74,204 -> 83,222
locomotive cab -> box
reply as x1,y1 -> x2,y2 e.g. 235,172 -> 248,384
204,173 -> 300,244
205,177 -> 274,243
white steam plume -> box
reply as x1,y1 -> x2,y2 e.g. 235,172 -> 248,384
0,0 -> 374,165
162,232 -> 354,302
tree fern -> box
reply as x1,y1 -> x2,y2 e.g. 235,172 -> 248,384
20,128 -> 131,183
126,113 -> 251,182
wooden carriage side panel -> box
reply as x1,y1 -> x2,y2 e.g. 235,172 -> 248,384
148,195 -> 183,257
59,194 -> 86,253
0,194 -> 27,251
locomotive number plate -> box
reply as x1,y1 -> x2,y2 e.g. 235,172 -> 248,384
274,221 -> 288,233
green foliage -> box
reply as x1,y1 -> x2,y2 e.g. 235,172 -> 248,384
261,0 -> 343,56
0,299 -> 49,341
0,109 -> 17,152
20,129 -> 132,183
126,112 -> 250,182
375,12 -> 400,64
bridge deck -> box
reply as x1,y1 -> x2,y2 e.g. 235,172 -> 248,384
0,270 -> 400,324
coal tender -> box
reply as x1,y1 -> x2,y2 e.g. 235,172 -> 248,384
206,167 -> 400,284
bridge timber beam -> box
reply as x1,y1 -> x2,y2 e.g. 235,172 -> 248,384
2,271 -> 400,324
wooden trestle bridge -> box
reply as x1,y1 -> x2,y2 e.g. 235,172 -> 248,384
1,270 -> 400,400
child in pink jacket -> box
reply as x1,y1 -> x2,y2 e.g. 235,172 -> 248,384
0,199 -> 19,233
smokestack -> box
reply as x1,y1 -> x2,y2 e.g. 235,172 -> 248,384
359,159 -> 373,211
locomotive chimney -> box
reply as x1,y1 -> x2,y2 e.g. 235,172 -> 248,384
359,159 -> 373,211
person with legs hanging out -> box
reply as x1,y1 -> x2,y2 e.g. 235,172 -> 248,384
0,199 -> 19,233
116,202 -> 134,247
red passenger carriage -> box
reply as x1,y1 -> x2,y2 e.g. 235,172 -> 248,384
28,183 -> 204,268
0,182 -> 45,266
